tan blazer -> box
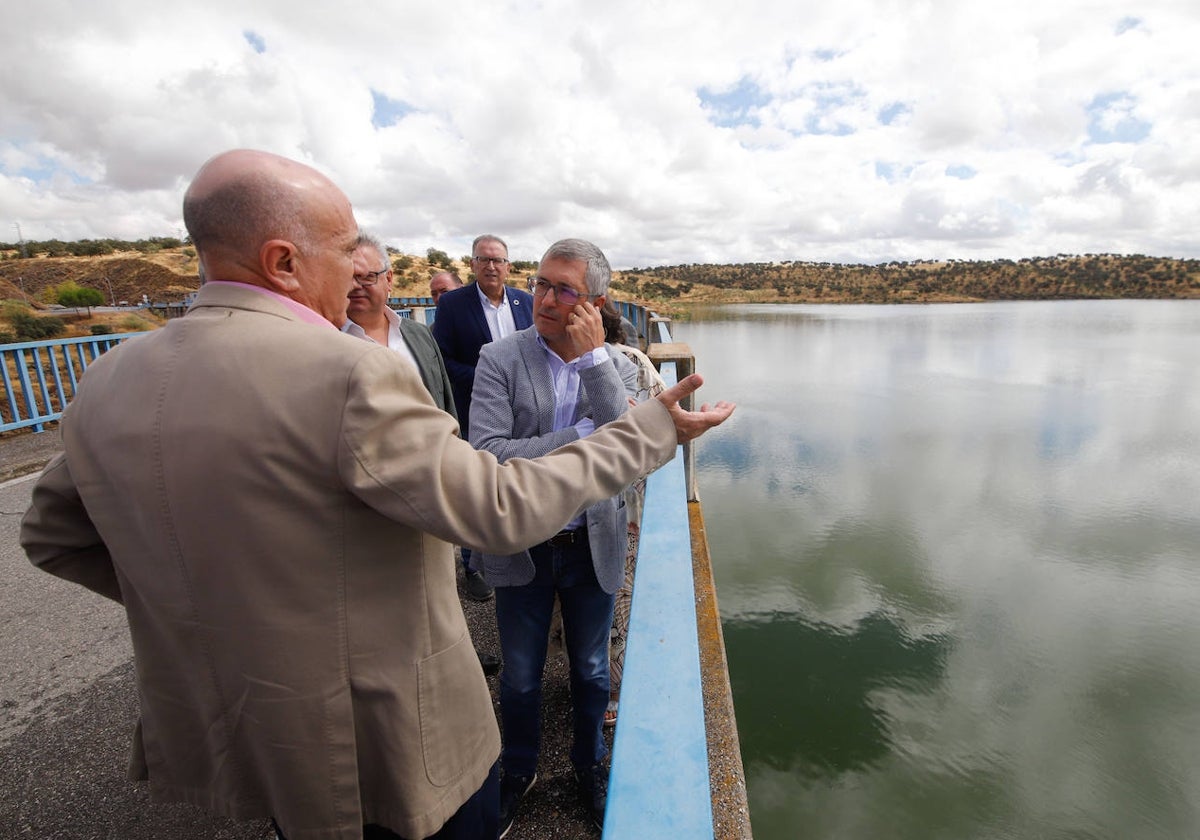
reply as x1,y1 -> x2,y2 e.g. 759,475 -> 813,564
20,283 -> 677,840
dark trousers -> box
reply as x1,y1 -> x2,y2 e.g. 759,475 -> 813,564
273,760 -> 499,840
494,537 -> 616,777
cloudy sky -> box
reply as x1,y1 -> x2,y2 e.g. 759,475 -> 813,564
2,0 -> 1197,267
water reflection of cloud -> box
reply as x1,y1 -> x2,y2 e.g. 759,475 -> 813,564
685,301 -> 1200,838
737,554 -> 1200,837
690,301 -> 1200,625
748,551 -> 1200,838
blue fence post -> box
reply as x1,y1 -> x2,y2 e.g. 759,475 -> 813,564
12,347 -> 44,433
1,333 -> 147,433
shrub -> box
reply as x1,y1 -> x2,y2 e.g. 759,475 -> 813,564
118,315 -> 155,331
426,248 -> 453,269
90,324 -> 114,335
11,312 -> 66,340
70,239 -> 116,256
1,300 -> 31,319
0,331 -> 15,344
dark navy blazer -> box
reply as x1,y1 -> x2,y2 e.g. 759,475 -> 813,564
431,282 -> 534,431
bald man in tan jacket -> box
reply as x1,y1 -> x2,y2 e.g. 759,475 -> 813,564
20,149 -> 733,840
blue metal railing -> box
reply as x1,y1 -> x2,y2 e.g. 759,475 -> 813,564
605,348 -> 715,839
1,333 -> 148,433
4,297 -> 449,433
389,299 -> 434,326
387,296 -> 434,307
617,300 -> 647,345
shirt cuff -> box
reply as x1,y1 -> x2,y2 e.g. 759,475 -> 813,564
574,347 -> 608,371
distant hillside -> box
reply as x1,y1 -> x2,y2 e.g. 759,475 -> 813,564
1,241 -> 1196,311
611,254 -> 1200,305
0,243 -> 479,307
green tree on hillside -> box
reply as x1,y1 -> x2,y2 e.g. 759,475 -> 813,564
56,281 -> 105,316
426,248 -> 453,269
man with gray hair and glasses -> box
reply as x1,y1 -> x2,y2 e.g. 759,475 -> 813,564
433,235 -> 534,603
432,235 -> 533,431
342,235 -> 504,676
343,234 -> 455,417
469,238 -> 641,836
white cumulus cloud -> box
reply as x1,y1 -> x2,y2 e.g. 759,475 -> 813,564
1,0 -> 1198,266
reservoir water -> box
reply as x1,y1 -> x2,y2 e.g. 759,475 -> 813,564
683,300 -> 1200,839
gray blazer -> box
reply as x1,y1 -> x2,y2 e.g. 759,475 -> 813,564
470,327 -> 639,594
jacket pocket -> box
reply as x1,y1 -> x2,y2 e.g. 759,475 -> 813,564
417,632 -> 496,786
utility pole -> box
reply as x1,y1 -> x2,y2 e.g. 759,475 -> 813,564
102,275 -> 115,306
14,222 -> 28,258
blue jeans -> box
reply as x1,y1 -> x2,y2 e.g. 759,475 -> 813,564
494,537 -> 615,777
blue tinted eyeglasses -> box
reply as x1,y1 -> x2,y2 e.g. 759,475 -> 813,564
532,279 -> 595,306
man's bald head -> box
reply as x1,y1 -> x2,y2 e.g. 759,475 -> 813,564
183,150 -> 334,259
182,149 -> 361,323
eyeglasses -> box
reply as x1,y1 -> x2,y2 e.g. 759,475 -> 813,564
532,278 -> 595,306
472,256 -> 509,267
352,268 -> 388,286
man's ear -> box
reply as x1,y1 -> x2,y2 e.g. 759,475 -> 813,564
592,293 -> 607,310
261,239 -> 301,293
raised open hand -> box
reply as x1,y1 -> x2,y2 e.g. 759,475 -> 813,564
654,373 -> 736,444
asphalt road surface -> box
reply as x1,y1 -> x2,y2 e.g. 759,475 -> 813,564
0,471 -> 271,839
0,464 -> 597,840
